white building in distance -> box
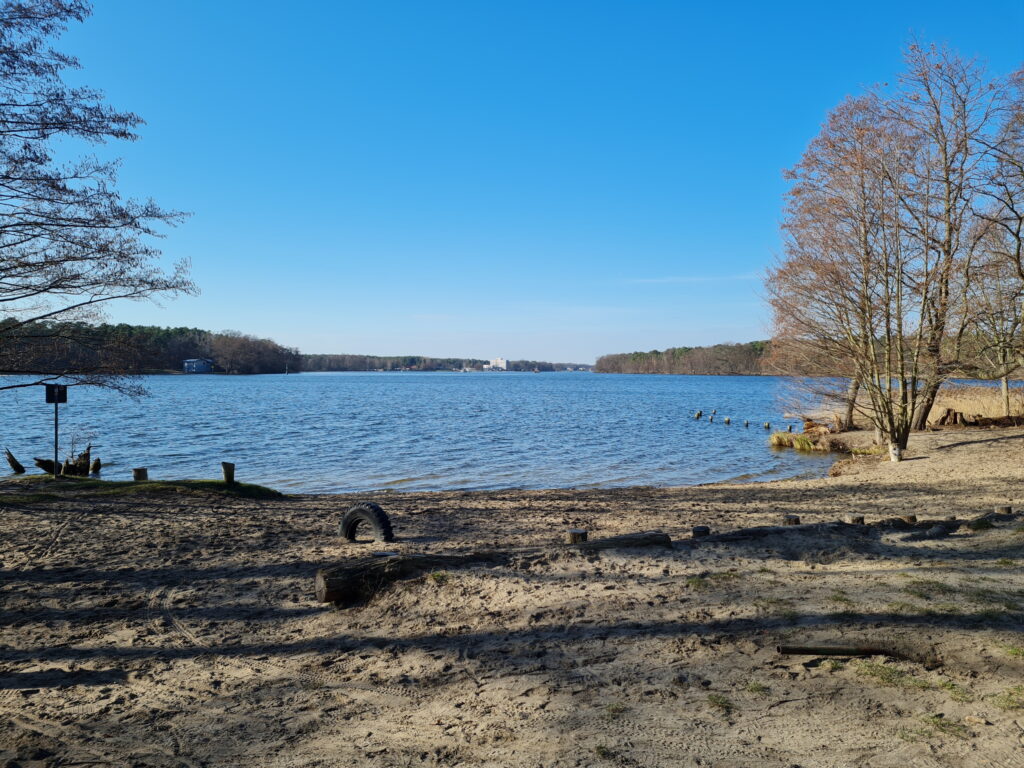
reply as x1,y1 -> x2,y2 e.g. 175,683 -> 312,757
483,357 -> 507,371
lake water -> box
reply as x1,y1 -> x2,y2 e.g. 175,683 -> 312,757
0,372 -> 834,493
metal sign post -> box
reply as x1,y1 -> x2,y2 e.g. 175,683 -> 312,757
44,384 -> 67,476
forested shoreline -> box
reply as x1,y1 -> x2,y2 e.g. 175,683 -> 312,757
0,321 -> 301,377
594,342 -> 768,375
301,354 -> 590,372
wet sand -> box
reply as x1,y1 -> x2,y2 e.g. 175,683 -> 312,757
1,426 -> 1023,767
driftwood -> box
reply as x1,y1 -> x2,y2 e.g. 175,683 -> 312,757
777,644 -> 941,668
315,531 -> 674,606
61,445 -> 90,476
684,522 -> 873,545
33,458 -> 62,475
5,448 -> 25,474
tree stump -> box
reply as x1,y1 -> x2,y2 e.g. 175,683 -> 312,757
692,525 -> 710,538
782,514 -> 801,525
222,461 -> 236,485
132,467 -> 149,482
5,448 -> 25,474
566,529 -> 588,544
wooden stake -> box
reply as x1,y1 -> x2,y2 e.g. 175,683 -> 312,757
566,528 -> 588,544
132,467 -> 148,482
222,461 -> 236,485
782,514 -> 801,525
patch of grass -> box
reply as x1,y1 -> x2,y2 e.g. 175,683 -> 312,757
685,576 -> 709,590
827,590 -> 854,605
707,694 -> 733,716
1002,645 -> 1024,658
791,435 -> 816,453
823,659 -> 846,672
885,601 -> 924,615
939,680 -> 973,703
851,444 -> 885,456
896,726 -> 930,742
603,702 -> 627,719
853,661 -> 932,690
745,681 -> 769,695
428,571 -> 449,586
769,432 -> 794,448
901,578 -> 957,601
995,558 -> 1015,567
1,475 -> 283,500
753,597 -> 798,620
920,714 -> 970,740
991,686 -> 1024,710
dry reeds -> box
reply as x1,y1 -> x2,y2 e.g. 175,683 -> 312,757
933,385 -> 1024,420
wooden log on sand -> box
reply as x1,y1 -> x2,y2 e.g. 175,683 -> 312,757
315,531 -> 674,605
5,448 -> 25,474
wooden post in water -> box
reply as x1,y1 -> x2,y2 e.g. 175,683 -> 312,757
763,422 -> 770,429
222,461 -> 236,485
724,417 -> 731,425
132,467 -> 148,482
566,529 -> 588,544
744,420 -> 749,428
787,424 -> 793,432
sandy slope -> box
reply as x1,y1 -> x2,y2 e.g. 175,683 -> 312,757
1,427 -> 1023,767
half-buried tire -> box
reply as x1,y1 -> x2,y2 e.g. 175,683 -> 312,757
339,502 -> 395,543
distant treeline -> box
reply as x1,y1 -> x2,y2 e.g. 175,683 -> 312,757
594,342 -> 768,375
0,321 -> 301,376
302,354 -> 591,372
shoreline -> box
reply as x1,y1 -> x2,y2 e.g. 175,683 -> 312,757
2,425 -> 1022,767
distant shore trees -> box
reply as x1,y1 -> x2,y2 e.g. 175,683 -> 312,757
594,342 -> 767,375
766,43 -> 1024,453
0,1 -> 194,393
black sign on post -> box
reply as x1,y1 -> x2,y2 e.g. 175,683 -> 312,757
45,384 -> 67,404
44,384 -> 67,476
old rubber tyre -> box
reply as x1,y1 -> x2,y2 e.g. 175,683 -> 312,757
339,502 -> 395,543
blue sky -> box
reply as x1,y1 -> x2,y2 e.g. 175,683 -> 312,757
61,1 -> 1024,362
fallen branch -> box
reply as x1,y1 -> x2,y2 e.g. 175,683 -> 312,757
315,531 -> 674,606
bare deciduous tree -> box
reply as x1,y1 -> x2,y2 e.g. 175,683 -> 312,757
0,0 -> 195,393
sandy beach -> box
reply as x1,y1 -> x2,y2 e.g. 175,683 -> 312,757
1,426 -> 1023,767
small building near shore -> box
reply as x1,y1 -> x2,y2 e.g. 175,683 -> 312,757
183,358 -> 214,374
483,357 -> 507,371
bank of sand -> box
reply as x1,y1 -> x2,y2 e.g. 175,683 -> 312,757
1,427 -> 1023,767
